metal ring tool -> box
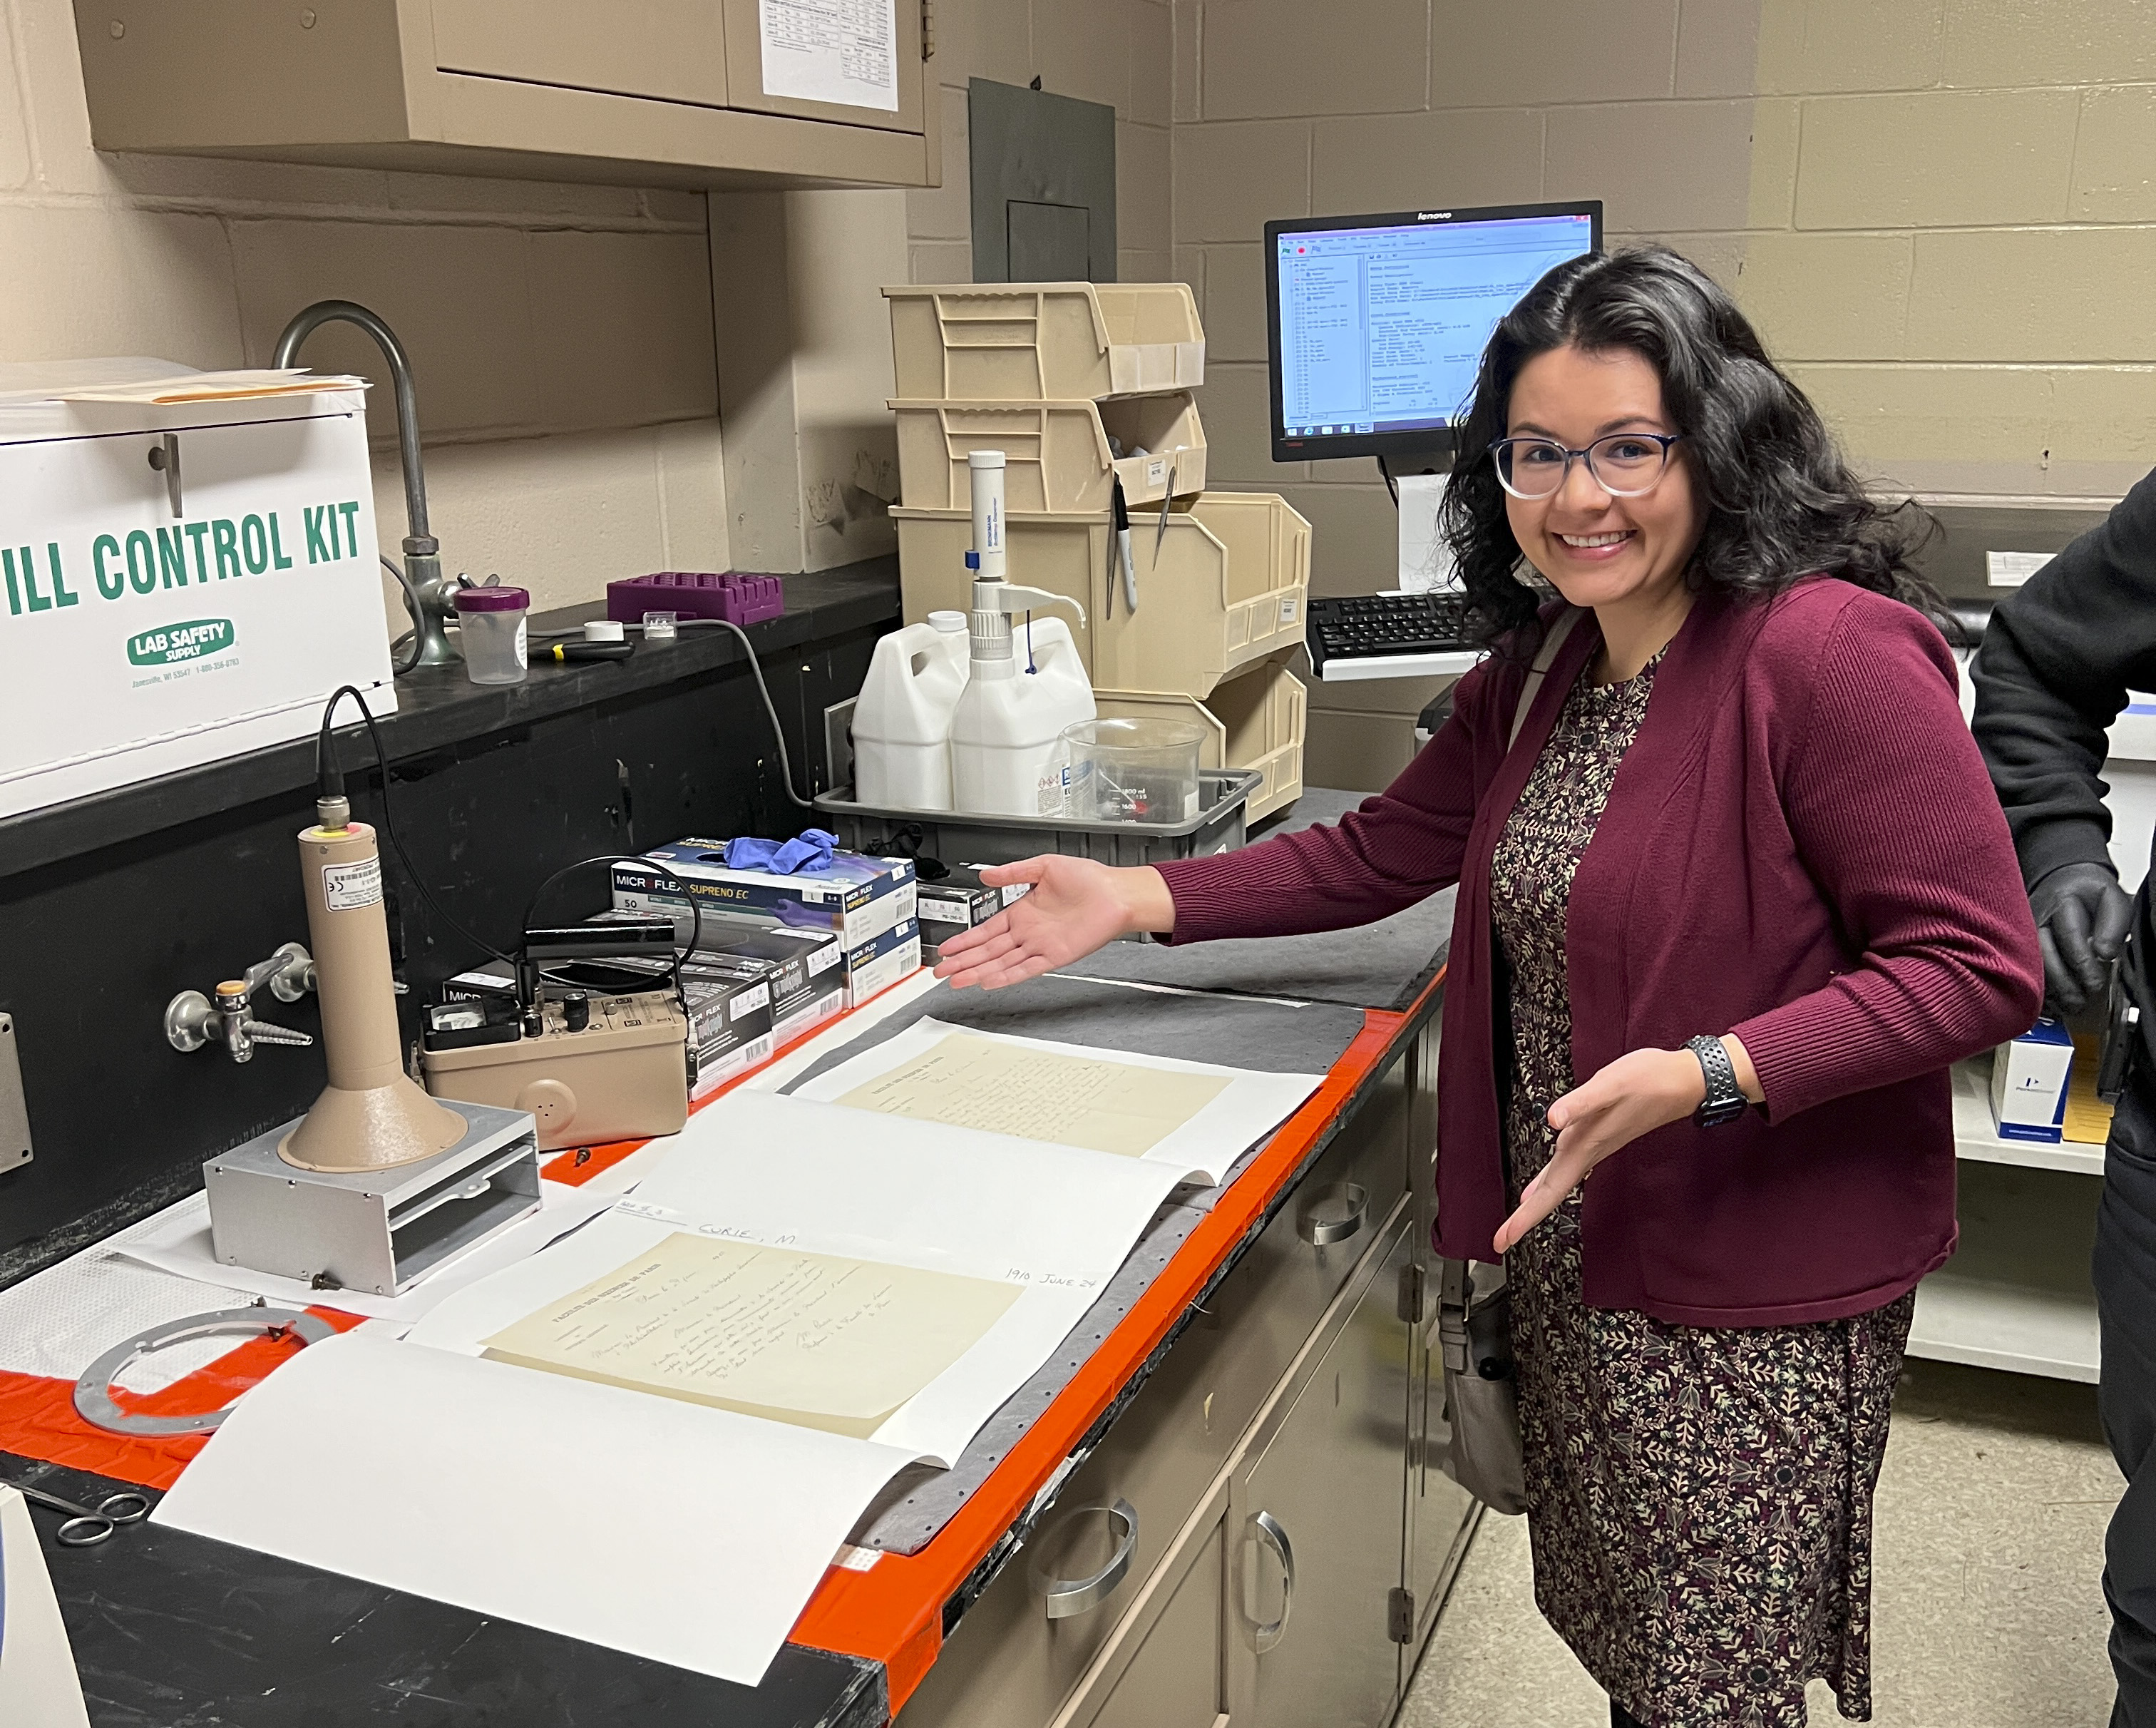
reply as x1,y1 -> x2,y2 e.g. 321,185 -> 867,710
72,1307 -> 337,1438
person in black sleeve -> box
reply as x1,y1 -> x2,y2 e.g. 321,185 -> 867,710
1973,471 -> 2156,1728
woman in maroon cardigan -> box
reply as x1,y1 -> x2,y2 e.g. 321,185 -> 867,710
936,247 -> 2042,1728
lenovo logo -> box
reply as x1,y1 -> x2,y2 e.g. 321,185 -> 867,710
1417,211 -> 1452,220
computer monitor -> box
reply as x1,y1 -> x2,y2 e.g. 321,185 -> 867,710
1266,200 -> 1601,465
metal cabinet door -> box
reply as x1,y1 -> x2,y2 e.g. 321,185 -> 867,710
1072,1489 -> 1229,1728
1404,1017 -> 1479,1649
430,1 -> 732,106
1225,1209 -> 1415,1728
1405,1299 -> 1479,1647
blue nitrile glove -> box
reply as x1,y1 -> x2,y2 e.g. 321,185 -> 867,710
723,829 -> 838,875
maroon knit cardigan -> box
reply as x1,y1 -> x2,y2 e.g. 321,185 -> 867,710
1159,580 -> 2043,1326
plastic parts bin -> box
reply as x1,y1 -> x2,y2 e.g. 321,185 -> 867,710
892,491 -> 1310,700
884,282 -> 1206,401
890,393 -> 1206,513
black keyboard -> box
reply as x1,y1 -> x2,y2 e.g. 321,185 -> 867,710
1306,592 -> 1477,677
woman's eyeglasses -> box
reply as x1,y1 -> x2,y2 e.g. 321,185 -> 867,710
1492,432 -> 1684,500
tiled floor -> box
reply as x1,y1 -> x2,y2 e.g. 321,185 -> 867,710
1399,1359 -> 2124,1728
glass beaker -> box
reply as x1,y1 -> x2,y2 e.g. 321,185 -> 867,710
1056,718 -> 1207,824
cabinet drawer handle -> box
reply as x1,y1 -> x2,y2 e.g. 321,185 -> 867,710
1251,1509 -> 1296,1654
1031,1498 -> 1139,1620
1298,1181 -> 1367,1247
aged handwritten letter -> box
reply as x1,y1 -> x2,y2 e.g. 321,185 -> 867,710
483,1233 -> 1020,1438
832,1031 -> 1230,1157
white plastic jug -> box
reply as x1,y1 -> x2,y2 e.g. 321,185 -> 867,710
853,610 -> 970,809
951,615 -> 1096,816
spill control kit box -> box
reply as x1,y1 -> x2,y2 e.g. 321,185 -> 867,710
1991,1018 -> 2075,1143
0,361 -> 394,818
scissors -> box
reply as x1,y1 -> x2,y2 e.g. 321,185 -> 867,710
6,1478 -> 151,1546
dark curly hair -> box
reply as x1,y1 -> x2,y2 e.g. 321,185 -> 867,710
1440,245 -> 1944,650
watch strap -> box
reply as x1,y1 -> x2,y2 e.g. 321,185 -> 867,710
1687,1035 -> 1746,1125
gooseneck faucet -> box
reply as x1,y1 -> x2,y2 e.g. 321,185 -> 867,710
272,300 -> 456,669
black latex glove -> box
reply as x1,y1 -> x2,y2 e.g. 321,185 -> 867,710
2028,862 -> 2135,1017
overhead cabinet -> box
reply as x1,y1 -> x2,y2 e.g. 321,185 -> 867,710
73,0 -> 940,190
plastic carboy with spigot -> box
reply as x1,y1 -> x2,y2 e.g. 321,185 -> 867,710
948,450 -> 1096,815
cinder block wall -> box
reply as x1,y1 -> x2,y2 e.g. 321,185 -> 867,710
902,0 -> 1176,287
1173,0 -> 2156,789
0,0 -> 728,630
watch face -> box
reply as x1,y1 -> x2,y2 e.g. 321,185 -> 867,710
1697,1097 -> 1748,1128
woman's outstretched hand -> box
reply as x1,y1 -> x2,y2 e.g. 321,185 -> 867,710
1491,1037 -> 1760,1254
933,857 -> 1175,991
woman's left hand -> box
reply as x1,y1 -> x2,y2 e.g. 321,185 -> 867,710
1491,1047 -> 1710,1254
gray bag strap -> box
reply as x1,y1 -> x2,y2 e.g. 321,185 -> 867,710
1507,605 -> 1585,752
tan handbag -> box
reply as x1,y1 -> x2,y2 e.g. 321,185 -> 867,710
1432,605 -> 1581,1516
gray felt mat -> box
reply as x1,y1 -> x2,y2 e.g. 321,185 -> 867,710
809,972 -> 1371,1555
1064,789 -> 1457,1012
779,969 -> 1368,1094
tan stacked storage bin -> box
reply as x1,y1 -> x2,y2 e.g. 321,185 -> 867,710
890,393 -> 1205,512
889,491 -> 1309,697
885,282 -> 1205,400
885,281 -> 1306,821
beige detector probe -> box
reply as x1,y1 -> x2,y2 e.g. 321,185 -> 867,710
279,796 -> 466,1172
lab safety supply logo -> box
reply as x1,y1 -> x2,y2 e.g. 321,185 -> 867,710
126,617 -> 237,668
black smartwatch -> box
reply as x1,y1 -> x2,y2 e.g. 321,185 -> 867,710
1687,1035 -> 1748,1128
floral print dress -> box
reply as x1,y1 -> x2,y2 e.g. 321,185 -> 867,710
1489,655 -> 1913,1728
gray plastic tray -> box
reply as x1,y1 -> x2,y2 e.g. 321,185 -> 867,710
815,768 -> 1261,868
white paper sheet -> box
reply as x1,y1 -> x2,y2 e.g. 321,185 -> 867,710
409,1091 -> 1196,1465
794,1018 -> 1322,1186
1397,471 -> 1460,593
151,1331 -> 919,1688
759,0 -> 899,111
111,1181 -> 615,1325
0,1491 -> 92,1727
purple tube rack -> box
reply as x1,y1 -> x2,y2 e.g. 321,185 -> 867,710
606,571 -> 785,629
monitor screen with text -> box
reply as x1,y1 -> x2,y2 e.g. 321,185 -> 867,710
1266,202 -> 1600,464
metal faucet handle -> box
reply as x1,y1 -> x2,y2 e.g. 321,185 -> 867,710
242,942 -> 315,1004
165,943 -> 319,1059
